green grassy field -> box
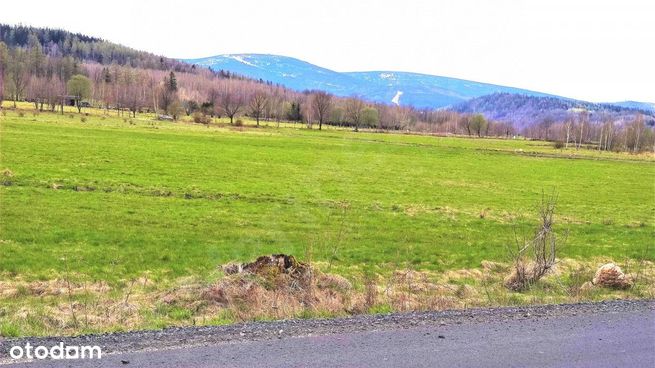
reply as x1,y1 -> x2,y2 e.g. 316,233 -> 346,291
0,104 -> 653,335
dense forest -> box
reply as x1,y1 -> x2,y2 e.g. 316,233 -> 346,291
0,24 -> 193,72
0,24 -> 653,152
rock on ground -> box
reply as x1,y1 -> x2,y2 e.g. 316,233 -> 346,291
592,263 -> 632,289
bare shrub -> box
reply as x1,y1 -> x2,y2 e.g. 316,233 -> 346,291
18,111 -> 25,118
234,118 -> 244,127
505,191 -> 565,291
192,112 -> 211,125
80,116 -> 87,123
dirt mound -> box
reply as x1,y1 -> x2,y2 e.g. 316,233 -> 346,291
223,254 -> 311,280
205,255 -> 353,319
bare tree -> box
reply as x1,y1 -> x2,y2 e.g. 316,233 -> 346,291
564,118 -> 573,148
505,191 -> 565,291
576,111 -> 588,150
632,114 -> 645,153
0,65 -> 3,106
459,114 -> 472,136
345,97 -> 365,132
0,41 -> 6,105
125,70 -> 147,117
218,89 -> 244,124
7,48 -> 28,108
248,92 -> 268,127
311,91 -> 333,130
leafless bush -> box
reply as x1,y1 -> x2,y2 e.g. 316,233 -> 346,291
505,191 -> 565,291
192,112 -> 211,125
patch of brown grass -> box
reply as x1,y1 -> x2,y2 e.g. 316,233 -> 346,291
0,257 -> 652,337
201,259 -> 353,320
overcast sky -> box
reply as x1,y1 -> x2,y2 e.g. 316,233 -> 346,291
2,0 -> 653,102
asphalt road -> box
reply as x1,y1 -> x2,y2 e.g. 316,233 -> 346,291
2,300 -> 654,367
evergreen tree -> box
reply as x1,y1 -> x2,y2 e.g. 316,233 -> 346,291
167,71 -> 177,92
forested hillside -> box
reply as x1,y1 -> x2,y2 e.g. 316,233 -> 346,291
0,24 -> 192,72
454,93 -> 655,128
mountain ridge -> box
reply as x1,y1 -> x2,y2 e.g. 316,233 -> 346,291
186,53 -> 655,127
185,53 -> 557,109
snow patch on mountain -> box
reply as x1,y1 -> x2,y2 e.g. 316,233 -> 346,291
229,55 -> 258,68
391,91 -> 403,105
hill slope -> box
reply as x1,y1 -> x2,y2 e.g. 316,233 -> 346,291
0,23 -> 194,72
184,54 -> 552,108
609,101 -> 655,113
453,93 -> 655,128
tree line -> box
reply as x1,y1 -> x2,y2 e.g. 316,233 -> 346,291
523,112 -> 653,153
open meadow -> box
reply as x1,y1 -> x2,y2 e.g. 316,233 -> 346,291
0,103 -> 653,336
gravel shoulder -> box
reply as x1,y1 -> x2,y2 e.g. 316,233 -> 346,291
1,299 -> 653,367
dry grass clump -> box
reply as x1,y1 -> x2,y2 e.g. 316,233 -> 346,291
203,255 -> 353,320
0,279 -> 111,298
1,168 -> 14,186
0,277 -> 148,334
381,270 -> 459,312
1,168 -> 14,178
